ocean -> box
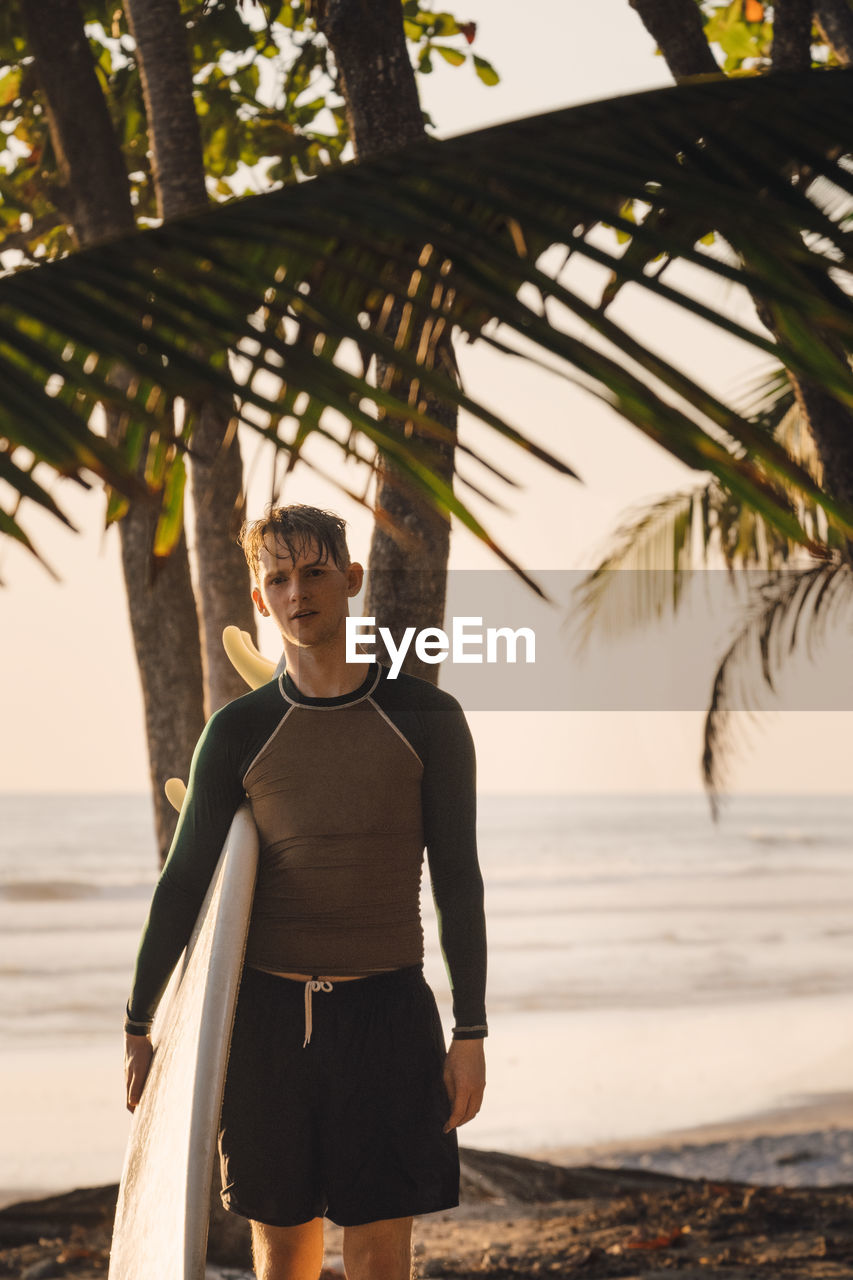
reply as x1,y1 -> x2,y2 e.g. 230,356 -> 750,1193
2,792 -> 853,1192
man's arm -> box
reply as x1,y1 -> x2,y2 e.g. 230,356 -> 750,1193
421,692 -> 487,1128
123,710 -> 246,1106
125,1034 -> 154,1113
442,1038 -> 486,1132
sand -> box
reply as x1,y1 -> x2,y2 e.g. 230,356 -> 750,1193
533,1092 -> 853,1187
3,1094 -> 853,1278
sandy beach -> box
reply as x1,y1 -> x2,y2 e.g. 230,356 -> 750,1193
536,1092 -> 853,1187
3,1092 -> 853,1278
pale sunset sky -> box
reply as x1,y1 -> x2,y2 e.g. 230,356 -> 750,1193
2,0 -> 851,797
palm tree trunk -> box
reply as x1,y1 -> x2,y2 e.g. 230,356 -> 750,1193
316,0 -> 457,681
315,0 -> 425,157
124,0 -> 257,713
772,0 -> 814,70
20,0 -> 135,243
22,0 -> 205,862
188,400 -> 256,713
123,0 -> 208,219
627,0 -> 720,78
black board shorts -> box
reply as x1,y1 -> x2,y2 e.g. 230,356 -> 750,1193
218,964 -> 459,1227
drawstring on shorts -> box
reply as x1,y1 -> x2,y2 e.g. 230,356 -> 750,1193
303,977 -> 333,1047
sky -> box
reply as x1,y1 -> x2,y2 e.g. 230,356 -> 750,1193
2,0 -> 852,798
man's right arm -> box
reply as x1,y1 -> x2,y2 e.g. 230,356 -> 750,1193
125,1033 -> 154,1112
124,710 -> 246,1038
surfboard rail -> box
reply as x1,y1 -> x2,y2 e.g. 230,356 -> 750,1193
109,805 -> 259,1280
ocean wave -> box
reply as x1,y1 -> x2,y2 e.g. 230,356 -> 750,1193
0,960 -> 129,978
0,880 -> 152,902
747,828 -> 823,846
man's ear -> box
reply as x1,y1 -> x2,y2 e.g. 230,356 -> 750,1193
346,561 -> 364,597
252,586 -> 269,617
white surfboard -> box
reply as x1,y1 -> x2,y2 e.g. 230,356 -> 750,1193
109,805 -> 259,1280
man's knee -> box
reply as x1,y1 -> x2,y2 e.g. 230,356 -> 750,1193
250,1216 -> 324,1280
342,1216 -> 413,1280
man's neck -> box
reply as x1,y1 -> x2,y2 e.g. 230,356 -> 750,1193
282,643 -> 370,699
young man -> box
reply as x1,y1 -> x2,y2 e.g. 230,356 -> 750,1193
124,505 -> 487,1280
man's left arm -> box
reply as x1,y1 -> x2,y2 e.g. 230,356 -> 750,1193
421,694 -> 487,1131
441,1037 -> 486,1133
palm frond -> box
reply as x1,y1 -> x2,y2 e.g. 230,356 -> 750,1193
573,485 -> 707,649
733,365 -> 797,435
572,462 -> 836,648
2,70 -> 853,571
573,323 -> 850,649
773,402 -> 825,486
703,561 -> 852,813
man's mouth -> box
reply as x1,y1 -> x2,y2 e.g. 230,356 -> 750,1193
292,610 -> 317,620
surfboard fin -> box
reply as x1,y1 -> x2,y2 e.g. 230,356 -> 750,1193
164,630 -> 276,813
222,625 -> 277,690
164,777 -> 187,813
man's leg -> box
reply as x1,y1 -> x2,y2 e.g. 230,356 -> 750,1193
341,1216 -> 413,1280
251,1217 -> 325,1280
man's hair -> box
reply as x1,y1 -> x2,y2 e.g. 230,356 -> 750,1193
239,504 -> 350,583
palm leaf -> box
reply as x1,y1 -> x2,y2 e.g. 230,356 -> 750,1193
573,466 -> 840,643
573,486 -> 708,649
702,562 -> 852,812
2,69 -> 853,571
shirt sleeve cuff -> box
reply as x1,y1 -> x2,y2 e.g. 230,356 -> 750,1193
124,1003 -> 153,1037
452,1024 -> 488,1040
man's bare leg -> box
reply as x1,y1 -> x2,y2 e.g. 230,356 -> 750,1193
342,1216 -> 413,1280
251,1217 -> 324,1280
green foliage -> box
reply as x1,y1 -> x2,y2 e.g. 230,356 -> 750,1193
0,0 -> 492,265
701,0 -> 774,71
401,3 -> 498,83
2,71 -> 853,581
472,54 -> 499,86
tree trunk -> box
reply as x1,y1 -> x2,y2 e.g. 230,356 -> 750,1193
316,0 -> 457,681
125,0 -> 257,713
22,0 -> 205,861
315,0 -> 425,159
19,0 -> 135,243
187,403 -> 257,712
119,515 -> 207,845
817,0 -> 853,63
627,0 -> 720,78
772,0 -> 815,70
123,0 -> 208,219
629,0 -> 853,544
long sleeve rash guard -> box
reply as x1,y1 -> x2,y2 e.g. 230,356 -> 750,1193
126,662 -> 487,1039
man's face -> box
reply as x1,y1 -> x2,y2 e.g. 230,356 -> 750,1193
252,537 -> 362,654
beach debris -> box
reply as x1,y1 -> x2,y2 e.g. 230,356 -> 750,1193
55,1223 -> 99,1265
20,1259 -> 63,1279
777,1147 -> 821,1166
4,1150 -> 853,1278
624,1223 -> 690,1250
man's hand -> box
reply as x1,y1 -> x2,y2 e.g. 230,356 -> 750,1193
442,1038 -> 486,1133
124,1033 -> 154,1113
